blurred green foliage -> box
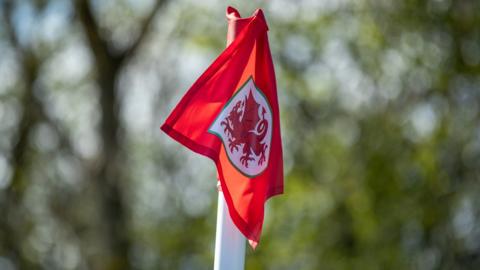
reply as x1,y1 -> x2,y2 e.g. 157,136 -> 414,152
0,0 -> 479,269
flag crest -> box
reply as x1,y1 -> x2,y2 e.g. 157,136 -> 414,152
209,77 -> 273,177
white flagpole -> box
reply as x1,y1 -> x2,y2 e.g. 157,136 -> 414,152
213,190 -> 246,270
214,7 -> 248,270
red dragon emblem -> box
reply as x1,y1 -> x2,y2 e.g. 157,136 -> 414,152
220,90 -> 268,168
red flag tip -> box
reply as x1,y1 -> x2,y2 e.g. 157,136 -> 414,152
226,6 -> 241,20
226,6 -> 265,22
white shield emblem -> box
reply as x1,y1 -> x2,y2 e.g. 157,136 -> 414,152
209,77 -> 273,177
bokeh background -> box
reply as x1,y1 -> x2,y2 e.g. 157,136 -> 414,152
1,0 -> 479,269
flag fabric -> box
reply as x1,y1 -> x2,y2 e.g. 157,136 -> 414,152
161,6 -> 283,248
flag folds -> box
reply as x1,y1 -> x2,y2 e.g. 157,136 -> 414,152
161,6 -> 283,248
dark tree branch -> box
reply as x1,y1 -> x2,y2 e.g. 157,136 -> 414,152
3,1 -> 20,49
118,0 -> 168,65
76,0 -> 168,68
75,0 -> 115,68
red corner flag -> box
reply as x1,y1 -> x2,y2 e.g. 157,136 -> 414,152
161,7 -> 283,248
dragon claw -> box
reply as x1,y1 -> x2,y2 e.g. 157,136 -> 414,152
228,139 -> 239,152
257,145 -> 267,166
240,155 -> 255,167
258,155 -> 265,165
221,120 -> 234,137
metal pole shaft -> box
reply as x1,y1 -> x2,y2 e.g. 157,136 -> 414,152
213,191 -> 246,270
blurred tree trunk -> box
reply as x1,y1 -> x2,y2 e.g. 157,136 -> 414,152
76,3 -> 128,268
0,1 -> 41,269
75,1 -> 166,269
